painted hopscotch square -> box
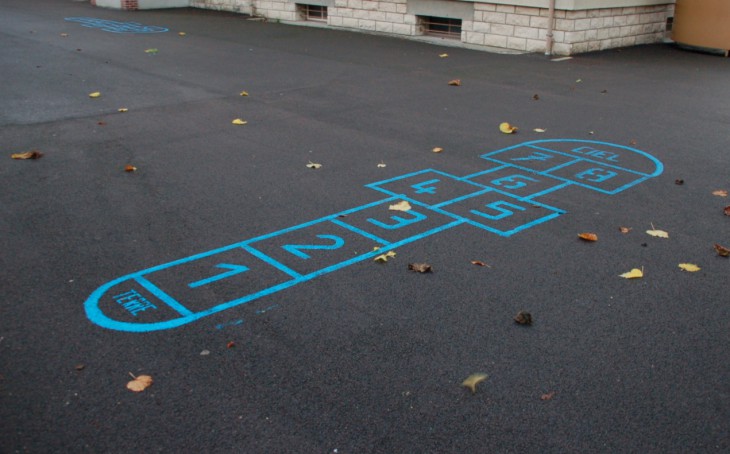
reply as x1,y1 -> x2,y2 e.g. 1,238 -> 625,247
139,247 -> 294,313
439,189 -> 565,236
481,145 -> 578,173
545,160 -> 648,194
245,220 -> 389,277
333,199 -> 463,245
464,166 -> 569,199
94,280 -> 184,324
366,170 -> 488,207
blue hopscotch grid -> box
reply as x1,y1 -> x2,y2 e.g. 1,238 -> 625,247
85,140 -> 664,332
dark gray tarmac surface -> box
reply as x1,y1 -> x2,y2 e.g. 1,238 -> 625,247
1,0 -> 729,452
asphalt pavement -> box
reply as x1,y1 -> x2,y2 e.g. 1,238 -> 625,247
1,0 -> 729,452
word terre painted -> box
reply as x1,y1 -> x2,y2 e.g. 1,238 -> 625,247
85,140 -> 663,332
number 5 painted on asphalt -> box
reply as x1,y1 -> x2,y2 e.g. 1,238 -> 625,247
470,201 -> 526,220
282,234 -> 345,259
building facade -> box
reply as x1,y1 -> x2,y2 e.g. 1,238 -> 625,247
92,0 -> 676,55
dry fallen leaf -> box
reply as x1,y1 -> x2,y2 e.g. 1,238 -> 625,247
377,161 -> 386,168
306,161 -> 322,169
712,190 -> 728,197
619,226 -> 632,234
462,373 -> 488,394
60,33 -> 68,37
471,260 -> 490,267
144,48 -> 159,54
629,139 -> 637,146
678,263 -> 701,272
620,267 -> 644,279
533,128 -> 546,133
675,179 -> 684,185
714,243 -> 730,257
724,205 -> 730,216
88,91 -> 101,98
532,94 -> 540,100
499,122 -> 518,134
432,147 -> 443,153
578,232 -> 598,242
227,341 -> 235,348
447,79 -> 461,86
231,118 -> 247,125
514,311 -> 532,325
541,391 -> 555,401
117,108 -> 128,113
408,263 -> 432,273
178,32 -> 186,36
374,250 -> 396,262
126,374 -> 153,392
439,53 -> 448,58
239,91 -> 249,97
646,229 -> 669,239
389,200 -> 411,212
124,165 -> 137,172
11,151 -> 43,160
75,364 -> 85,371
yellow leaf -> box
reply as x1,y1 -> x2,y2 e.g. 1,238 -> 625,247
432,147 -> 443,153
11,151 -> 43,160
88,91 -> 101,98
461,373 -> 488,394
712,189 -> 728,197
646,229 -> 669,238
231,118 -> 247,125
239,91 -> 249,97
620,268 -> 644,279
448,79 -> 461,86
578,232 -> 598,242
499,122 -> 518,134
439,53 -> 449,58
117,108 -> 128,113
389,200 -> 411,211
178,32 -> 186,36
126,374 -> 153,392
678,263 -> 701,272
144,48 -> 158,54
533,128 -> 546,133
374,250 -> 396,262
306,161 -> 322,169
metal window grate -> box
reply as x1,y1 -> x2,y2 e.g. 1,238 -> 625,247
298,4 -> 328,22
420,16 -> 462,39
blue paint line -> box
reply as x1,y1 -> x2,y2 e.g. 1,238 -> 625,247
461,165 -> 510,179
544,159 -> 582,173
432,188 -> 494,208
330,219 -> 391,245
65,17 -> 168,33
135,275 -> 194,316
521,182 -> 572,200
365,168 -> 438,189
335,197 -> 399,215
240,244 -> 302,278
524,143 -> 659,177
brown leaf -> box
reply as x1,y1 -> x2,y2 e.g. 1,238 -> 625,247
514,311 -> 532,325
227,341 -> 236,348
126,374 -> 153,392
712,190 -> 728,197
471,260 -> 490,267
675,179 -> 684,185
541,391 -> 555,401
714,243 -> 730,257
629,139 -> 637,146
724,205 -> 730,216
97,121 -> 107,126
75,364 -> 85,371
408,263 -> 432,273
124,165 -> 137,172
432,147 -> 443,153
447,79 -> 461,86
578,232 -> 598,242
11,151 -> 43,160
619,226 -> 632,234
532,94 -> 540,100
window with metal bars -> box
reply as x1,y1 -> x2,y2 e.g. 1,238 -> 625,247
298,4 -> 328,22
419,16 -> 462,39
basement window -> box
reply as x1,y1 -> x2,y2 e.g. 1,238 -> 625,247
419,16 -> 462,39
298,4 -> 328,22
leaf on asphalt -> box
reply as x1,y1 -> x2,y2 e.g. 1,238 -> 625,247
532,94 -> 540,100
533,128 -> 546,133
541,391 -> 555,401
227,341 -> 235,348
646,229 -> 669,238
144,48 -> 159,54
124,165 -> 137,172
620,268 -> 644,279
117,108 -> 128,113
306,161 -> 322,169
377,161 -> 386,168
471,260 -> 490,267
448,79 -> 461,86
514,310 -> 532,325
714,243 -> 730,257
97,121 -> 107,126
88,91 -> 101,98
712,190 -> 728,197
60,33 -> 69,37
11,151 -> 43,160
408,262 -> 432,273
678,263 -> 701,272
461,373 -> 488,394
373,247 -> 396,263
499,122 -> 518,134
629,139 -> 637,146
578,232 -> 598,242
231,118 -> 248,125
674,179 -> 684,185
619,226 -> 632,234
439,53 -> 449,58
389,200 -> 411,212
75,364 -> 85,371
432,147 -> 443,153
724,205 -> 730,216
239,91 -> 249,97
178,32 -> 186,36
126,374 -> 153,392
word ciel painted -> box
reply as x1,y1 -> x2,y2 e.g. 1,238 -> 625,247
85,140 -> 663,332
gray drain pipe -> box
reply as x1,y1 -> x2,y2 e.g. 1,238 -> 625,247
545,0 -> 556,55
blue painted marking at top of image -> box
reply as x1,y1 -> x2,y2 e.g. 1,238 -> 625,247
65,17 -> 168,33
84,139 -> 663,333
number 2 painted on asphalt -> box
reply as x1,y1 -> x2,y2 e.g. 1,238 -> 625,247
282,234 -> 346,259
